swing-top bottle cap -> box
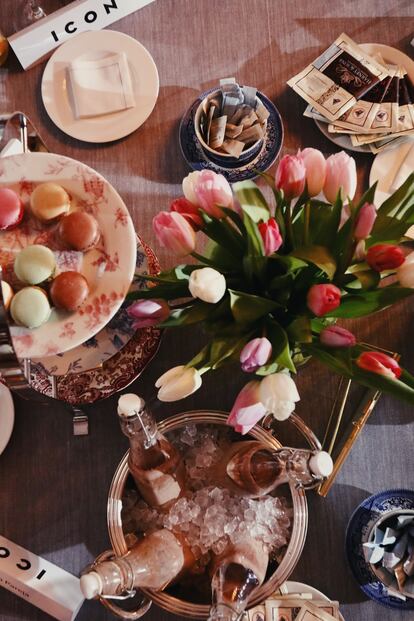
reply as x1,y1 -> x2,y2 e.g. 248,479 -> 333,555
80,571 -> 103,599
309,450 -> 333,478
118,393 -> 145,418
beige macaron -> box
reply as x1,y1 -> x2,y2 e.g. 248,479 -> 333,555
30,182 -> 70,222
14,244 -> 56,285
10,287 -> 51,329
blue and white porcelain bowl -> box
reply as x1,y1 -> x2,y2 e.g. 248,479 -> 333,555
346,488 -> 414,610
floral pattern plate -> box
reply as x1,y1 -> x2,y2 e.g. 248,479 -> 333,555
0,152 -> 136,358
29,242 -> 161,405
345,488 -> 414,610
32,236 -> 151,375
179,89 -> 284,182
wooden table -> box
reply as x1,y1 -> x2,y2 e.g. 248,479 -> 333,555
0,1 -> 414,620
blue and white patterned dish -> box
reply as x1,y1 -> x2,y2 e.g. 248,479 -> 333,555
345,488 -> 414,610
179,88 -> 284,182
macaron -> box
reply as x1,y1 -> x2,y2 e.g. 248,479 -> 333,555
50,271 -> 89,311
30,182 -> 70,222
1,281 -> 13,310
10,287 -> 51,328
14,245 -> 56,285
58,211 -> 100,251
0,187 -> 24,230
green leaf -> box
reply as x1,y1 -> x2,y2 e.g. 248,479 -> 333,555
291,245 -> 337,280
232,180 -> 270,223
356,181 -> 377,209
302,343 -> 354,375
375,173 -> 414,219
328,287 -> 414,318
229,289 -> 280,323
287,316 -> 312,343
242,211 -> 265,257
159,302 -> 212,327
127,281 -> 190,300
264,320 -> 296,372
201,212 -> 245,257
269,254 -> 308,273
344,269 -> 380,291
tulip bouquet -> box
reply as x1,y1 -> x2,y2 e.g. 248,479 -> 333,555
128,148 -> 414,434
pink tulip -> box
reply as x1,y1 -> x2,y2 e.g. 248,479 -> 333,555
153,211 -> 196,256
366,244 -> 405,272
356,351 -> 402,380
182,170 -> 233,219
320,325 -> 356,347
298,147 -> 326,197
307,283 -> 341,317
227,381 -> 267,435
258,218 -> 283,255
275,155 -> 306,201
127,299 -> 169,328
354,203 -> 377,240
323,151 -> 357,204
170,197 -> 203,230
240,337 -> 272,373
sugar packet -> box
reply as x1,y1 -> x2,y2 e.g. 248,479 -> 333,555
287,33 -> 389,122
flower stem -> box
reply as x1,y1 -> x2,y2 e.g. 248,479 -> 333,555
285,202 -> 294,251
190,252 -> 218,266
304,200 -> 310,246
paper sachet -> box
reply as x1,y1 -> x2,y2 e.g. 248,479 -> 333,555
287,33 -> 389,122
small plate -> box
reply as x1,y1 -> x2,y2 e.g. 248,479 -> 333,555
0,152 -> 136,359
28,242 -> 161,405
314,43 -> 414,154
276,581 -> 345,620
179,89 -> 283,182
345,488 -> 414,610
0,381 -> 14,455
32,236 -> 152,375
41,31 -> 159,143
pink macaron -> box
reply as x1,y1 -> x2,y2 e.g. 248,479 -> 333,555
0,188 -> 24,230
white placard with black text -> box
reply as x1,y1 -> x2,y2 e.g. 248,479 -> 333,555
9,0 -> 155,69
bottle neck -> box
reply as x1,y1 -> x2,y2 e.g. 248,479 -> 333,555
119,405 -> 165,470
210,561 -> 260,619
208,603 -> 242,621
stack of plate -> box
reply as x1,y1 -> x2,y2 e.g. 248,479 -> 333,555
0,152 -> 161,405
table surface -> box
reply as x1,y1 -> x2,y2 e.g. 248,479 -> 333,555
1,1 -> 414,620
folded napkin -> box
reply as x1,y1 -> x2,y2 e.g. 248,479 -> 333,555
389,140 -> 414,193
68,52 -> 135,119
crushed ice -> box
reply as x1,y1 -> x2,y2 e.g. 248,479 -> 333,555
122,424 -> 293,562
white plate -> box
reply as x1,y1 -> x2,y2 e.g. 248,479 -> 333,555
315,43 -> 414,154
0,382 -> 14,455
280,581 -> 345,620
0,152 -> 137,359
41,30 -> 159,143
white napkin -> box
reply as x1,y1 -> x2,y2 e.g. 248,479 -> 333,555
68,52 -> 135,119
389,141 -> 414,193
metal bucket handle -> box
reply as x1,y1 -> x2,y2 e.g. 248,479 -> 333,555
85,550 -> 152,620
261,411 -> 323,490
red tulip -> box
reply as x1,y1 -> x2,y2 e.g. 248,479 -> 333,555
356,351 -> 401,380
153,211 -> 196,256
275,155 -> 306,200
320,325 -> 356,347
258,218 -> 283,255
366,244 -> 405,272
297,147 -> 326,197
354,203 -> 377,240
307,284 -> 341,317
170,197 -> 203,230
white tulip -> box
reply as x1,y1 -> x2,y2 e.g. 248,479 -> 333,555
182,171 -> 201,205
259,372 -> 300,421
155,365 -> 202,402
188,267 -> 226,304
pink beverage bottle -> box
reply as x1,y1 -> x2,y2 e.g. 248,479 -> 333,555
80,529 -> 196,598
208,538 -> 269,621
214,441 -> 333,497
117,393 -> 186,510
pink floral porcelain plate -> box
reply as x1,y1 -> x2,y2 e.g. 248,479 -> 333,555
29,242 -> 161,405
0,152 -> 136,359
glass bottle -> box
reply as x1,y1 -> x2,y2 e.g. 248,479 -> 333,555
208,538 -> 268,621
117,393 -> 186,509
0,30 -> 8,66
214,441 -> 333,497
81,528 -> 195,598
